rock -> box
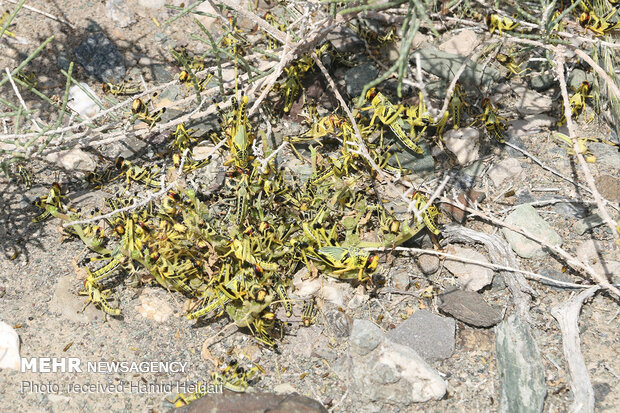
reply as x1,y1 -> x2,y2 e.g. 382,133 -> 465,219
415,253 -> 440,274
488,158 -> 523,187
326,26 -> 365,52
46,148 -> 96,172
575,239 -> 620,277
438,30 -> 480,56
529,73 -> 555,92
507,115 -> 555,136
443,127 -> 480,165
292,272 -> 346,306
346,319 -> 446,408
438,290 -> 502,327
397,139 -> 435,176
151,63 -> 175,83
66,83 -> 100,118
568,68 -> 593,91
595,174 -> 620,202
136,292 -> 173,322
496,314 -> 547,413
538,269 -> 576,290
504,132 -> 527,158
323,310 -> 353,337
440,189 -> 486,224
415,48 -> 502,89
73,32 -> 125,83
138,0 -> 166,8
574,213 -> 606,235
0,321 -> 20,370
387,310 -> 455,361
589,142 -> 620,170
344,64 -> 378,97
391,271 -> 410,289
175,392 -> 327,413
462,159 -> 486,177
593,382 -> 611,406
502,204 -> 562,258
443,245 -> 494,291
512,85 -> 553,115
106,0 -> 136,28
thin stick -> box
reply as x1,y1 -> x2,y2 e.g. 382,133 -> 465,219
366,245 -> 588,289
4,68 -> 43,132
503,141 -> 617,212
554,48 -> 618,241
5,0 -> 74,28
440,197 -> 620,298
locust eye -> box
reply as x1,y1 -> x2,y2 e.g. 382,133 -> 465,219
115,157 -> 125,170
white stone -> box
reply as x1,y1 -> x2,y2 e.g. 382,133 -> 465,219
0,321 -> 21,370
438,30 -> 480,56
488,157 -> 522,186
443,245 -> 494,291
443,127 -> 480,165
138,0 -> 166,8
106,0 -> 136,28
46,148 -> 97,172
67,83 -> 100,118
136,293 -> 173,322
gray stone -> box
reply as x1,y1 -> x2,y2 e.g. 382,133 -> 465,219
538,269 -> 576,290
387,310 -> 455,361
529,73 -> 555,92
502,204 -> 562,258
443,127 -> 480,165
568,69 -> 593,92
504,133 -> 527,158
462,160 -> 486,177
443,246 -> 494,291
496,314 -> 547,413
415,253 -> 440,274
488,158 -> 523,187
539,197 -> 587,218
438,290 -> 502,327
346,319 -> 447,407
574,213 -> 606,235
391,271 -> 410,290
513,85 -> 553,115
575,239 -> 620,277
151,63 -> 174,83
345,64 -> 378,97
106,0 -> 136,28
589,142 -> 620,170
73,32 -> 126,83
398,139 -> 435,176
324,310 -> 352,338
326,26 -> 365,52
415,48 -> 502,89
507,115 -> 555,136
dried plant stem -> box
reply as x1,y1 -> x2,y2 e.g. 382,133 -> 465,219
551,286 -> 600,413
439,197 -> 620,298
553,48 -> 618,242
